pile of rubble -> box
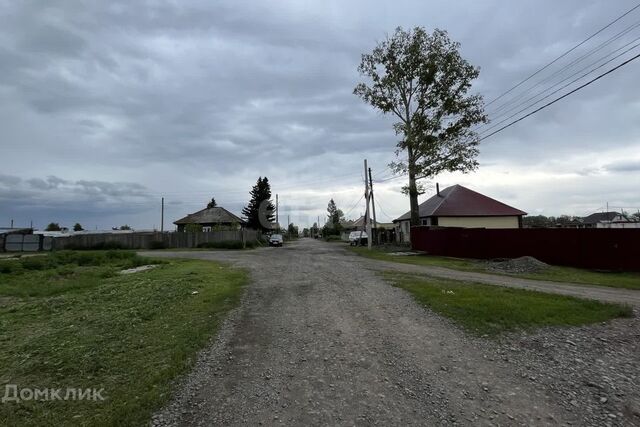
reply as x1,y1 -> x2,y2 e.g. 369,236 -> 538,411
485,256 -> 550,274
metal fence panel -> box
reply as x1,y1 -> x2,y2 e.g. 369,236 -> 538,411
22,235 -> 40,252
5,234 -> 23,251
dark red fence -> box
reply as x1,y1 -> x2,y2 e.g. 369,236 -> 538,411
410,227 -> 640,271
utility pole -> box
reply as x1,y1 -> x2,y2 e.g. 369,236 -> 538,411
10,219 -> 13,228
160,197 -> 164,233
363,159 -> 372,250
368,167 -> 377,245
276,194 -> 279,230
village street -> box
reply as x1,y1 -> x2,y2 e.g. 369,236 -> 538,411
143,239 -> 640,426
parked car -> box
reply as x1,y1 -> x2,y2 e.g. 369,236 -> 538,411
269,234 -> 284,247
348,231 -> 368,246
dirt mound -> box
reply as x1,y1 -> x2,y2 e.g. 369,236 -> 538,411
486,256 -> 549,274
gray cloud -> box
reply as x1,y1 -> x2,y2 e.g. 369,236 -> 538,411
605,159 -> 640,173
1,0 -> 639,229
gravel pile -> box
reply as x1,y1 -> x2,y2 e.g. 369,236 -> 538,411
485,256 -> 550,274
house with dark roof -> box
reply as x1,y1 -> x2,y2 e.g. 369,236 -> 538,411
580,211 -> 639,229
393,184 -> 527,243
173,207 -> 245,232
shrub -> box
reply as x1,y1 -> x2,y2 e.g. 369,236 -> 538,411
20,257 -> 50,271
0,261 -> 23,274
76,252 -> 105,266
324,235 -> 342,242
104,250 -> 135,260
91,241 -> 127,250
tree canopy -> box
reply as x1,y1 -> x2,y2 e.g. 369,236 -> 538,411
45,222 -> 61,231
207,198 -> 217,209
242,177 -> 275,232
73,223 -> 83,231
354,27 -> 487,226
324,199 -> 344,235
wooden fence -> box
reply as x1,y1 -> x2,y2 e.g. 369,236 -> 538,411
49,230 -> 262,250
410,226 -> 640,271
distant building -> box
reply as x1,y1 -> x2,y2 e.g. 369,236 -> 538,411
581,211 -> 639,229
393,184 -> 527,243
173,207 -> 245,232
339,216 -> 394,241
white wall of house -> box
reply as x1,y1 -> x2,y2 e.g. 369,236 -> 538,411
596,222 -> 640,228
437,216 -> 520,229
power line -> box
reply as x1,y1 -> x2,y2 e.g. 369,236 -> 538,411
478,40 -> 640,138
479,50 -> 640,142
485,19 -> 640,122
343,194 -> 365,218
484,2 -> 640,107
374,198 -> 396,221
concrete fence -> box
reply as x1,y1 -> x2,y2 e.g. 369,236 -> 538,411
0,230 -> 263,251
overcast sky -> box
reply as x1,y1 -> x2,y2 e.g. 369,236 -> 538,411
1,0 -> 639,230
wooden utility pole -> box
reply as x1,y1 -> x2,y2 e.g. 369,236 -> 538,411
160,197 -> 164,233
368,167 -> 377,245
276,194 -> 279,230
364,159 -> 372,250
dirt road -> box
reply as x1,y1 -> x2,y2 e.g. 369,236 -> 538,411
143,239 -> 639,426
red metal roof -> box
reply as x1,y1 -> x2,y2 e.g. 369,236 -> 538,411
394,184 -> 527,221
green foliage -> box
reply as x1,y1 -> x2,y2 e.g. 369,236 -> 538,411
324,199 -> 344,236
0,251 -> 161,296
384,272 -> 633,335
73,222 -> 84,231
0,258 -> 246,425
64,241 -> 128,250
522,214 -> 581,228
206,197 -> 217,208
184,223 -> 203,233
242,177 -> 275,232
119,225 -> 132,230
354,27 -> 487,225
287,223 -> 299,236
45,222 -> 62,231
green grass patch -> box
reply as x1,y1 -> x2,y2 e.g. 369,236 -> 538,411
383,272 -> 633,336
349,247 -> 640,290
0,251 -> 247,426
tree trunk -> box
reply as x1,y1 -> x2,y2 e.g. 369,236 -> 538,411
408,146 -> 420,227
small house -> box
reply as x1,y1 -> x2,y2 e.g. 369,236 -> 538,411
393,184 -> 527,243
174,207 -> 245,232
581,212 -> 639,229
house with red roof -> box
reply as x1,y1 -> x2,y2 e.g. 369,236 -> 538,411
393,184 -> 527,243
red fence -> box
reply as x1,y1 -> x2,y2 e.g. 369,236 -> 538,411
410,227 -> 640,271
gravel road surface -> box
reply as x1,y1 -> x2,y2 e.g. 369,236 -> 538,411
143,239 -> 639,426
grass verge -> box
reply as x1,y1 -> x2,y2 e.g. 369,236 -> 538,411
383,272 -> 633,336
349,247 -> 640,290
0,251 -> 247,426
